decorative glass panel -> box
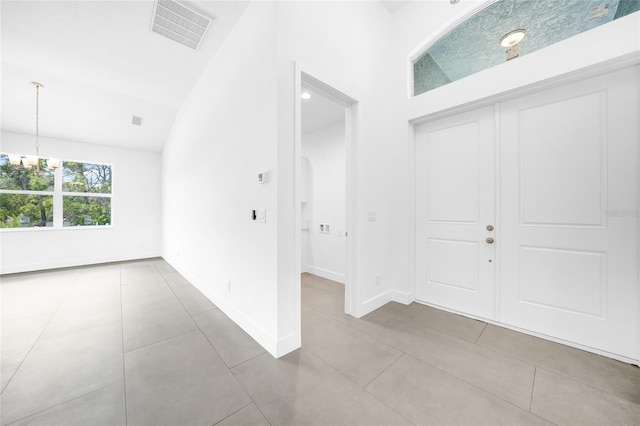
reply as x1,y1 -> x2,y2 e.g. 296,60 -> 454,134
63,162 -> 112,194
63,196 -> 111,226
413,0 -> 640,96
0,194 -> 53,228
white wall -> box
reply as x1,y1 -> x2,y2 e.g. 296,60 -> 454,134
302,121 -> 346,283
0,131 -> 162,273
275,1 -> 395,353
161,2 -> 281,355
389,3 -> 640,300
162,1 -> 395,357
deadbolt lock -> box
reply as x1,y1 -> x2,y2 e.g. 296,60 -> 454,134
486,225 -> 494,231
486,237 -> 495,244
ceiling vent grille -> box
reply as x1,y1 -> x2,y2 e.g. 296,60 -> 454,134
132,115 -> 144,126
150,0 -> 213,50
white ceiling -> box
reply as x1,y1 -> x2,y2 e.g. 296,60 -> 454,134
301,86 -> 345,136
1,1 -> 249,152
380,1 -> 410,14
1,1 -> 402,153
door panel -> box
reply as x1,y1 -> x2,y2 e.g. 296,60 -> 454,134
500,66 -> 639,359
519,92 -> 606,227
416,107 -> 496,319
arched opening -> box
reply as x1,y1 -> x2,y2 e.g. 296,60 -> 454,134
413,0 -> 640,96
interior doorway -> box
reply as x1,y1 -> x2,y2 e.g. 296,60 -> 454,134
300,85 -> 347,284
295,68 -> 358,339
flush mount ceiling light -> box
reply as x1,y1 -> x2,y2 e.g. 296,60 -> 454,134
301,92 -> 312,100
500,29 -> 526,47
450,0 -> 460,4
9,82 -> 59,172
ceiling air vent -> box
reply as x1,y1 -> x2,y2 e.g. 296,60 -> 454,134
132,115 -> 143,126
150,0 -> 213,50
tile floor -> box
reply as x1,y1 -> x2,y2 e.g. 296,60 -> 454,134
1,259 -> 639,425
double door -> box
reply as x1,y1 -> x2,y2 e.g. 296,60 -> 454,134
415,66 -> 639,360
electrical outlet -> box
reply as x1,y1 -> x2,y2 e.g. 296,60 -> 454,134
227,281 -> 231,292
376,274 -> 381,286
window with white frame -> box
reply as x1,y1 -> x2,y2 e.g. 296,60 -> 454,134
0,154 -> 112,228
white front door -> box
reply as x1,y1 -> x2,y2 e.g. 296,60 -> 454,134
415,106 -> 496,319
499,66 -> 639,359
415,65 -> 639,361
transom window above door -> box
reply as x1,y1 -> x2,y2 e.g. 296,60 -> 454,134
412,0 -> 640,96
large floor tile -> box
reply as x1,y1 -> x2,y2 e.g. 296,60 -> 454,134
122,297 -> 198,352
376,301 -> 410,317
64,279 -> 121,301
121,281 -> 175,308
396,302 -> 487,343
1,314 -> 51,391
125,331 -> 251,426
368,316 -> 535,410
531,368 -> 640,425
173,285 -> 217,315
215,403 -> 270,426
120,266 -> 163,285
77,264 -> 121,282
159,271 -> 193,289
303,290 -> 393,333
40,296 -> 122,339
152,258 -> 176,274
302,289 -> 344,313
6,382 -> 126,426
1,278 -> 74,321
0,322 -> 124,425
367,354 -> 550,426
303,309 -> 402,387
192,309 -> 264,368
301,274 -> 344,295
232,349 -> 412,426
477,324 -> 640,404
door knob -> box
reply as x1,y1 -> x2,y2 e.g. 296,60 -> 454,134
486,237 -> 494,244
486,225 -> 494,231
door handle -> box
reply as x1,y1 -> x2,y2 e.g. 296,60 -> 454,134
486,237 -> 494,244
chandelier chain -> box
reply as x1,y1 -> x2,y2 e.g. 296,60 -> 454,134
35,83 -> 40,150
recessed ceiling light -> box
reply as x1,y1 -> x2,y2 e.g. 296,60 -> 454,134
500,29 -> 526,47
301,92 -> 312,100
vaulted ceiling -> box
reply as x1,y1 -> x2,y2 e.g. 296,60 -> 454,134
1,1 -> 249,152
1,1 -> 406,152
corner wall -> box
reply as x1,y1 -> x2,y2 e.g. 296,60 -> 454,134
0,131 -> 162,273
161,2 -> 281,355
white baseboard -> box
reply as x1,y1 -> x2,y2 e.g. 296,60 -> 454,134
414,298 -> 640,365
162,255 -> 285,358
350,289 -> 413,318
305,265 -> 345,284
0,251 -> 162,275
390,289 -> 413,305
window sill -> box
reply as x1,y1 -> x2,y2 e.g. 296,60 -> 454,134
0,225 -> 114,233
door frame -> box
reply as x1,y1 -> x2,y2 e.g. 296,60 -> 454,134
294,62 -> 360,326
409,58 -> 640,364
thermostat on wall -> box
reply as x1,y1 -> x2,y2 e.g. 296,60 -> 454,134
258,171 -> 269,184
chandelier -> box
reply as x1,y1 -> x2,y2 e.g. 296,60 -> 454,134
8,82 -> 60,171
